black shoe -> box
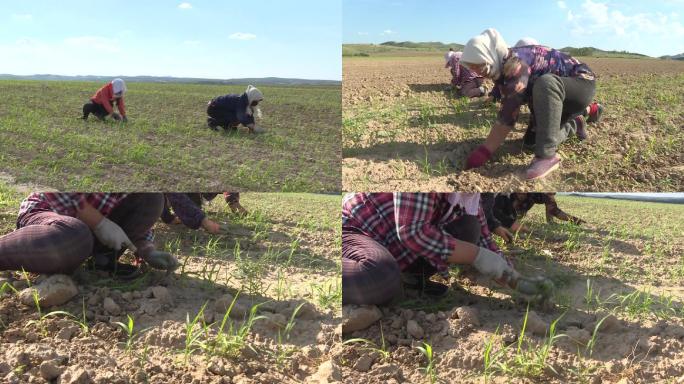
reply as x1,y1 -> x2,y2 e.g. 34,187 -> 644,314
402,273 -> 449,298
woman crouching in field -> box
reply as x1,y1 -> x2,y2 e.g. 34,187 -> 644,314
0,193 -> 178,278
445,49 -> 486,98
207,85 -> 266,133
82,78 -> 128,122
342,192 -> 522,306
462,29 -> 603,180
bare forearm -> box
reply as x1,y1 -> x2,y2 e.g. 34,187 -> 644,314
76,202 -> 104,229
483,121 -> 513,153
447,239 -> 479,264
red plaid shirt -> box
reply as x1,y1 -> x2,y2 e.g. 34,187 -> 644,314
342,193 -> 502,278
17,193 -> 153,241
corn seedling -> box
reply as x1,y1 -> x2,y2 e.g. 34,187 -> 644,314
114,314 -> 150,355
184,301 -> 210,364
204,294 -> 265,360
416,342 -> 437,384
25,287 -> 75,337
342,323 -> 391,362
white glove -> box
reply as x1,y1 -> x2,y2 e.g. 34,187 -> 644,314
472,247 -> 516,281
93,217 -> 137,252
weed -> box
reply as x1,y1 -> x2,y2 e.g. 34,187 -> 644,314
114,314 -> 150,355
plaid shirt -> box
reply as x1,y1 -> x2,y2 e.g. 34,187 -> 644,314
343,193 -> 502,278
17,193 -> 153,241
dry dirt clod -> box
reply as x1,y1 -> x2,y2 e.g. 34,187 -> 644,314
18,274 -> 78,308
565,326 -> 592,347
308,360 -> 342,383
352,353 -> 376,372
39,359 -> 65,381
526,311 -> 549,336
150,286 -> 172,304
264,313 -> 288,330
213,294 -> 248,319
406,320 -> 424,339
453,306 -> 480,327
103,297 -> 121,316
59,365 -> 91,384
342,305 -> 382,334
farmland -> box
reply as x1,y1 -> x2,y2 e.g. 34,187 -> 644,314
340,196 -> 684,383
342,55 -> 684,191
0,81 -> 341,192
0,184 -> 342,383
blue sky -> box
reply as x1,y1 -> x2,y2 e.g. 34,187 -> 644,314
344,0 -> 684,57
1,0 -> 341,80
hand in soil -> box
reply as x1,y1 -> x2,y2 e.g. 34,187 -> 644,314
141,250 -> 179,275
202,218 -> 229,235
494,226 -> 514,243
513,275 -> 555,302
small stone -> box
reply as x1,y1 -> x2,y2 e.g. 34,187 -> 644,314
12,280 -> 28,290
425,313 -> 437,323
390,317 -> 403,330
593,314 -> 621,333
342,305 -> 382,334
406,320 -> 424,339
39,360 -> 64,381
526,311 -> 548,336
352,354 -> 375,372
103,297 -> 121,315
18,275 -> 78,307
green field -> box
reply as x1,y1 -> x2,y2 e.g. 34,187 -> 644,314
0,80 -> 341,192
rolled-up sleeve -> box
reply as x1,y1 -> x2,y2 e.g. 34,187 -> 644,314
165,193 -> 206,230
480,193 -> 501,232
393,193 -> 457,276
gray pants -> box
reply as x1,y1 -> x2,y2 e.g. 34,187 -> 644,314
533,74 -> 596,158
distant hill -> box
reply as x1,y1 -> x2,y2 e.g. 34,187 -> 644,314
344,42 -> 654,59
566,193 -> 684,204
0,74 -> 340,86
343,42 -> 463,57
659,53 -> 684,61
559,46 -> 649,59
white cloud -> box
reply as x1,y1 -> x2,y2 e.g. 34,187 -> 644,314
380,29 -> 395,36
11,13 -> 33,21
557,1 -> 567,9
569,0 -> 684,38
178,2 -> 192,9
64,36 -> 121,53
229,32 -> 256,40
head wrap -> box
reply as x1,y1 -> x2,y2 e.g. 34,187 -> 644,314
462,28 -> 509,80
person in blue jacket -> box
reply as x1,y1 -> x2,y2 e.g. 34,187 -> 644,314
206,85 -> 265,133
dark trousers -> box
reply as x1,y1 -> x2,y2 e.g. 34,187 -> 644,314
0,194 -> 163,274
342,215 -> 481,306
533,74 -> 596,158
82,101 -> 108,120
207,104 -> 240,130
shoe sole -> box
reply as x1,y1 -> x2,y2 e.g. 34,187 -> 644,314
526,160 -> 560,180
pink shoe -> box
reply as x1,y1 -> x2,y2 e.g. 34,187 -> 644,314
526,154 -> 561,180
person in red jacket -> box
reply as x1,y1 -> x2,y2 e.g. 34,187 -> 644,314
81,78 -> 128,122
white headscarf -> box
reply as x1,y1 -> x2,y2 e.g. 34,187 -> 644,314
245,85 -> 263,118
515,37 -> 539,47
444,50 -> 463,67
111,78 -> 127,95
462,28 -> 509,80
